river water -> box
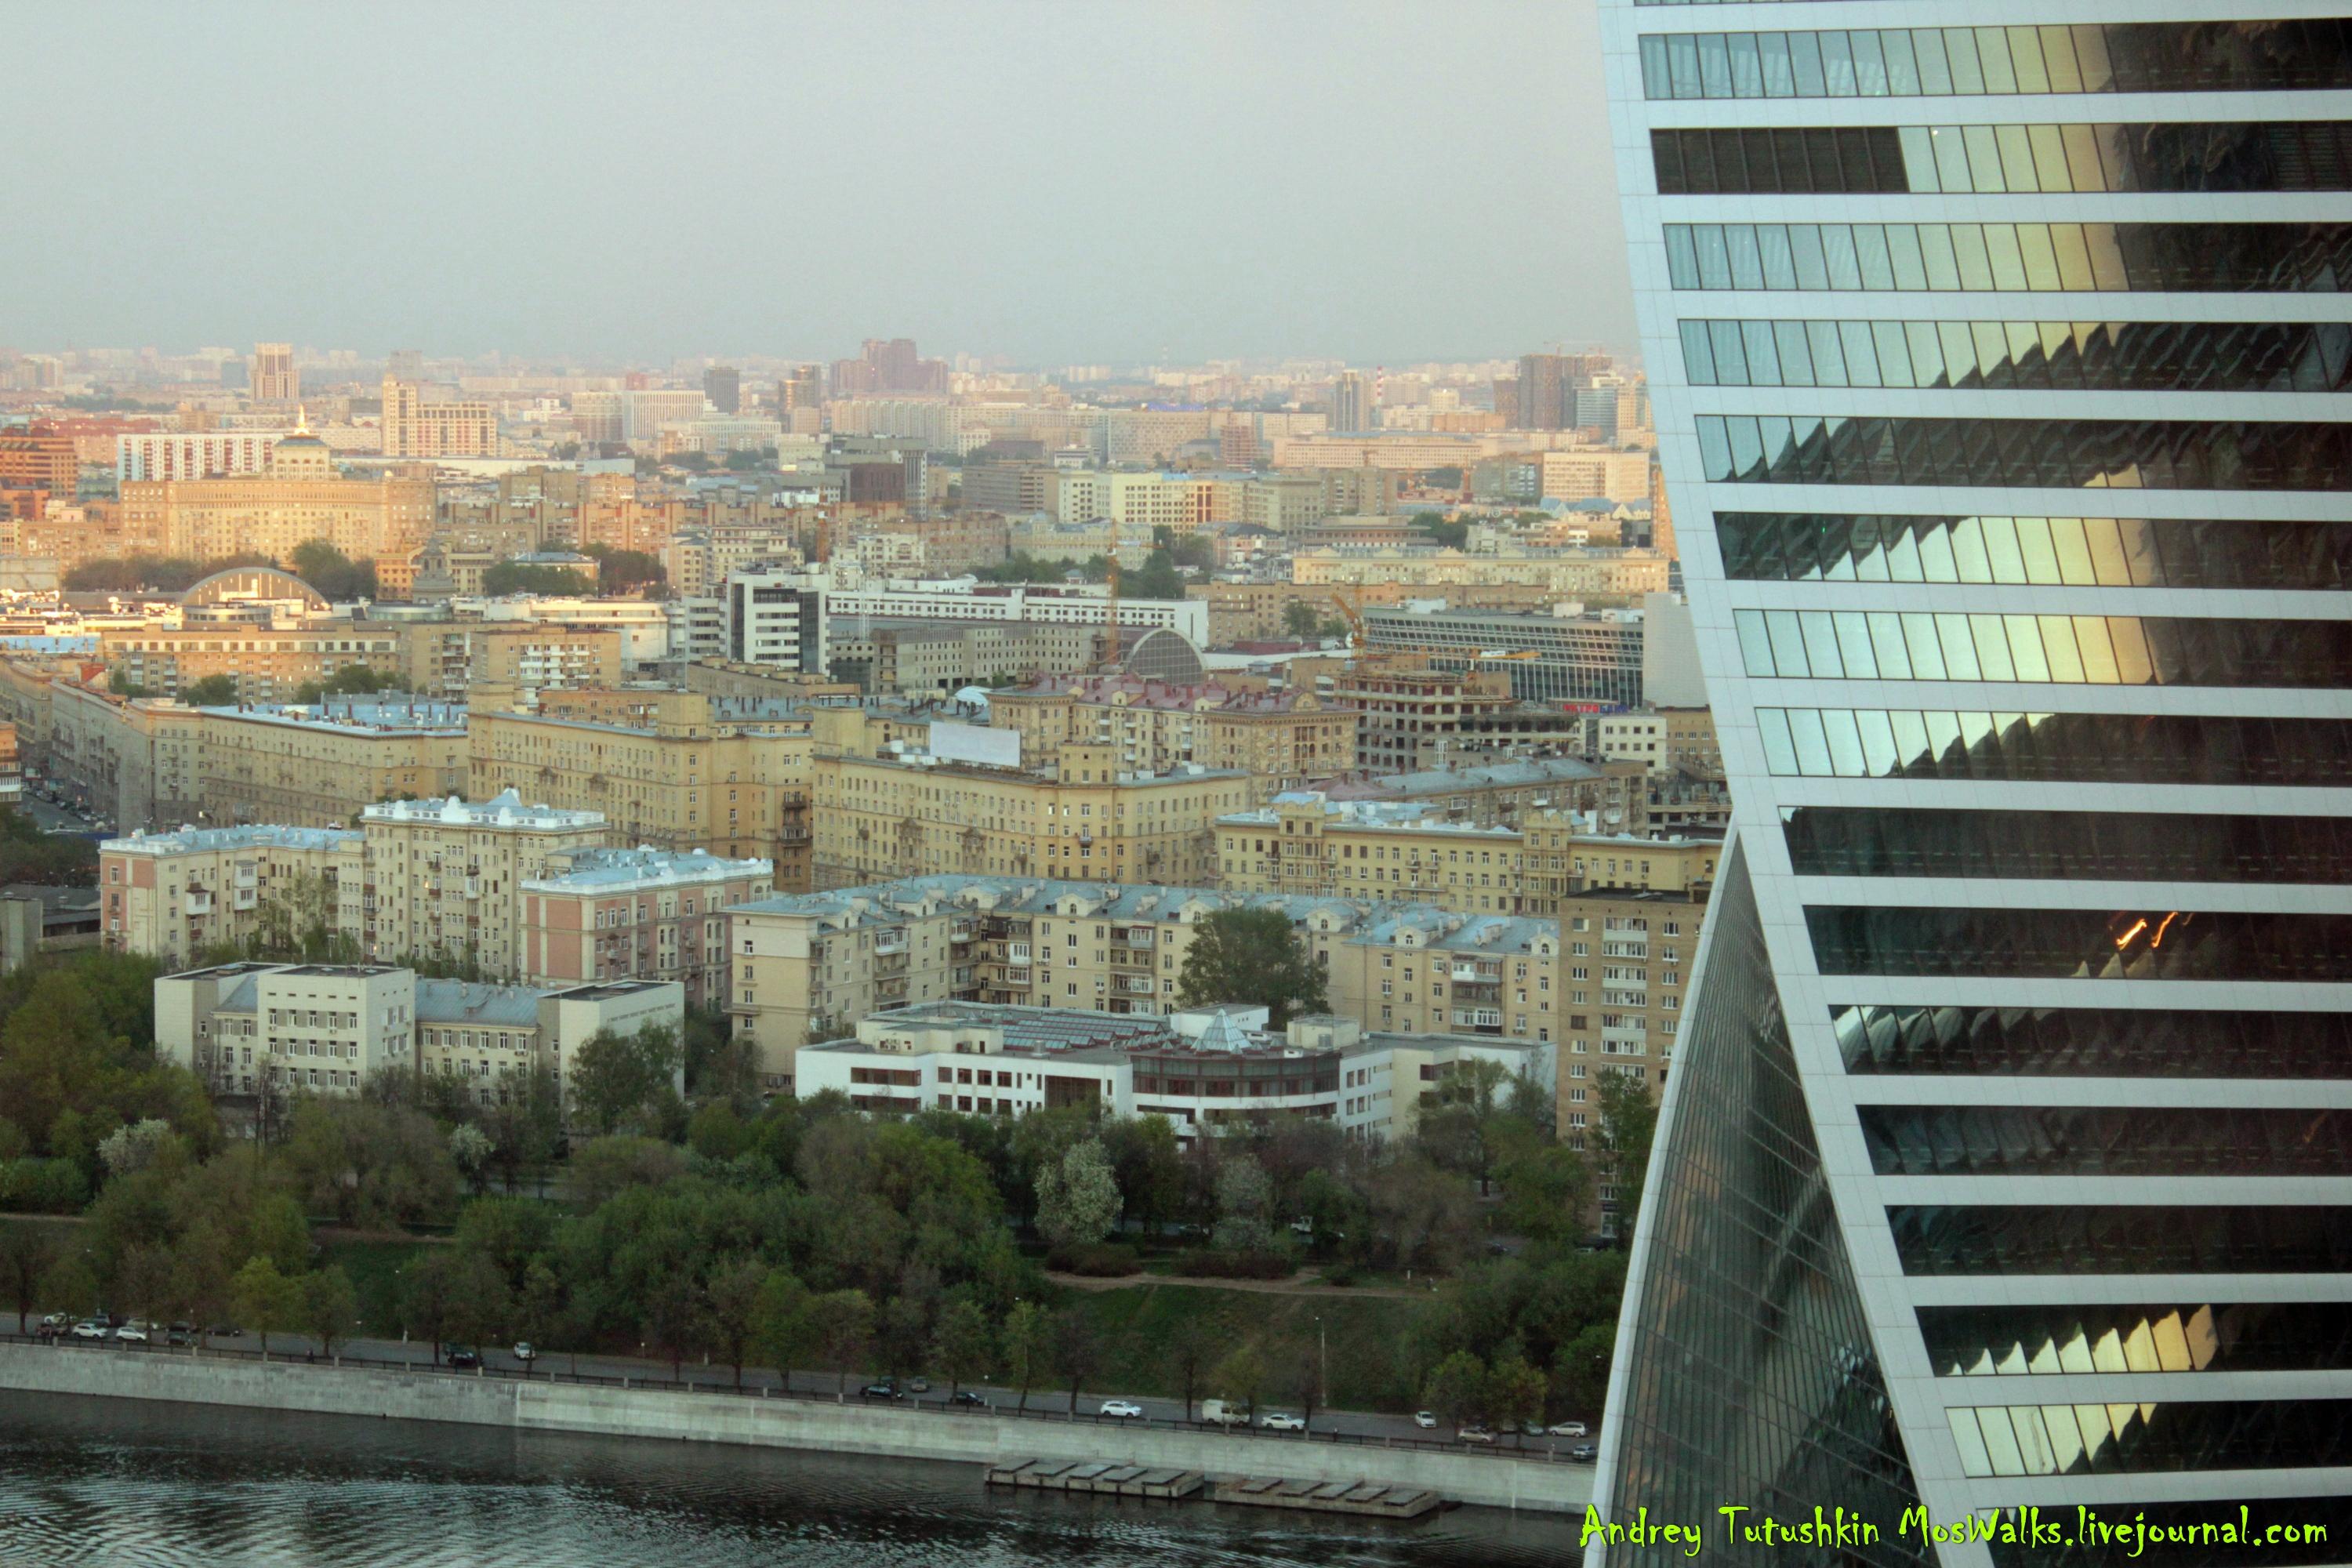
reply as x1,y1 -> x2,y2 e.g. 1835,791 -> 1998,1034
0,1396 -> 1585,1567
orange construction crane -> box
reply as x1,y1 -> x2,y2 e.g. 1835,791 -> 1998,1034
1330,587 -> 1399,670
1095,557 -> 1123,672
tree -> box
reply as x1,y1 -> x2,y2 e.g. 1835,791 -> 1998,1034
303,1265 -> 358,1359
1174,909 -> 1327,1029
97,1118 -> 182,1179
2,1223 -> 53,1332
38,1251 -> 99,1321
445,1250 -> 511,1355
1055,1306 -> 1102,1416
753,1271 -> 815,1388
481,1064 -> 564,1192
568,1024 -> 683,1137
1489,1352 -> 1548,1440
1279,601 -> 1321,639
1281,1331 -> 1323,1430
1167,1311 -> 1214,1423
1555,1322 -> 1615,1420
810,1288 -> 873,1396
1592,1069 -> 1659,1246
401,1251 -> 459,1363
1033,1138 -> 1120,1251
642,1269 -> 703,1378
481,562 -> 592,597
107,670 -> 154,699
1213,1344 -> 1268,1421
702,1257 -> 768,1389
514,1259 -> 566,1364
1001,1298 -> 1052,1412
1123,550 -> 1183,601
1497,1143 -> 1594,1247
230,1257 -> 303,1357
579,545 -> 666,595
929,1297 -> 993,1403
1421,1349 -> 1488,1428
1211,1154 -> 1277,1254
448,1124 -> 494,1196
289,539 -> 376,602
180,673 -> 239,706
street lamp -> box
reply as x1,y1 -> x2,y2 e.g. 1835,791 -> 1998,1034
1316,1314 -> 1327,1410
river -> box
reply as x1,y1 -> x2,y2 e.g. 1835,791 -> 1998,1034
0,1395 -> 1586,1567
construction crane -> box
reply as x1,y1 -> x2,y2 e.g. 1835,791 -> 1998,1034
1330,587 -> 1400,670
1094,557 -> 1123,673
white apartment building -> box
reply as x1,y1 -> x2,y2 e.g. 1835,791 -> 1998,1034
115,430 -> 285,483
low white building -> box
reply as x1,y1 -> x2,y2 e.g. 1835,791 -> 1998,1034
797,1000 -> 1551,1145
156,961 -> 683,1115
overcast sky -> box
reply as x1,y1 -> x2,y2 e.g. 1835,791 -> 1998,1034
12,0 -> 1633,368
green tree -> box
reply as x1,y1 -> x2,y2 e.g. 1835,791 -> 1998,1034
1592,1069 -> 1659,1246
38,1250 -> 100,1320
1279,601 -> 1320,639
230,1256 -> 303,1357
1421,1348 -> 1488,1428
1055,1305 -> 1102,1416
107,670 -> 154,699
642,1268 -> 703,1377
1,1223 -> 54,1332
1167,1310 -> 1215,1423
753,1271 -> 815,1387
481,562 -> 593,597
1000,1298 -> 1052,1412
514,1259 -> 566,1364
1488,1352 -> 1548,1439
1497,1142 -> 1594,1247
400,1251 -> 459,1363
303,1265 -> 358,1359
702,1257 -> 768,1388
448,1123 -> 494,1196
568,1024 -> 683,1136
1554,1321 -> 1615,1420
1211,1154 -> 1277,1254
811,1288 -> 874,1396
1213,1343 -> 1268,1421
579,544 -> 666,595
1033,1138 -> 1120,1251
445,1250 -> 511,1355
1123,549 -> 1183,601
929,1297 -> 993,1403
1174,908 -> 1327,1028
180,673 -> 239,706
289,539 -> 377,601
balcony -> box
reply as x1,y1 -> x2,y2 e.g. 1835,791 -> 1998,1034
183,891 -> 214,914
873,933 -> 908,956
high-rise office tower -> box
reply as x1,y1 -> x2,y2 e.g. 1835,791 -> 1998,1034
249,343 -> 297,402
704,363 -> 742,414
1331,369 -> 1370,430
1596,6 -> 2352,1563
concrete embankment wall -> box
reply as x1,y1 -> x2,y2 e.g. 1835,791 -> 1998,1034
0,1344 -> 1592,1514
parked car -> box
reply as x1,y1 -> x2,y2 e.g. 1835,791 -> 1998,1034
950,1390 -> 990,1409
1259,1412 -> 1307,1432
1200,1399 -> 1248,1426
860,1381 -> 902,1399
906,1376 -> 930,1393
70,1320 -> 110,1341
165,1323 -> 196,1348
512,1342 -> 535,1363
1548,1421 -> 1588,1438
1413,1410 -> 1437,1429
1099,1399 -> 1145,1418
114,1323 -> 150,1343
35,1313 -> 69,1339
1569,1443 -> 1599,1462
209,1324 -> 242,1338
446,1347 -> 481,1369
1457,1425 -> 1496,1444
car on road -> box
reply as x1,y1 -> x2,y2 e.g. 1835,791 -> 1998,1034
1413,1410 -> 1436,1429
512,1342 -> 535,1363
1548,1421 -> 1588,1438
1569,1443 -> 1599,1462
950,1390 -> 990,1409
209,1324 -> 242,1338
35,1313 -> 69,1340
166,1323 -> 197,1347
114,1323 -> 150,1343
70,1320 -> 110,1341
1258,1413 -> 1307,1432
446,1347 -> 481,1369
1099,1399 -> 1145,1419
860,1381 -> 902,1399
906,1376 -> 930,1393
1457,1425 -> 1496,1444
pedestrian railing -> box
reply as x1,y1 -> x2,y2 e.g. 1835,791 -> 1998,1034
0,1330 -> 1593,1466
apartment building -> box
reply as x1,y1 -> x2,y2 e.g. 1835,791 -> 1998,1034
100,825 -> 365,967
988,675 -> 1356,787
118,432 -> 433,563
466,691 -> 815,891
1217,796 -> 1525,909
198,700 -> 470,829
45,678 -> 202,830
824,619 -> 1103,696
99,622 -> 408,703
154,960 -> 681,1111
1332,666 -> 1583,771
1290,546 -> 1671,599
379,377 -> 499,459
114,430 -> 283,483
521,845 -> 773,1010
358,790 -> 608,976
1317,754 -> 1650,837
809,742 -> 1255,890
1361,605 -> 1649,708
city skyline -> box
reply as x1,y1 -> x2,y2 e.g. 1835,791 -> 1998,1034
8,0 -> 1637,366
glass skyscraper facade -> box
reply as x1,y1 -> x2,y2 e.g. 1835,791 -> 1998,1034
1598,5 -> 2352,1563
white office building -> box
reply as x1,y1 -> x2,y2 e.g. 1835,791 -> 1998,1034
1595,5 -> 2352,1563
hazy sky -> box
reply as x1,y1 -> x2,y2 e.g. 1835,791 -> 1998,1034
14,1 -> 1634,368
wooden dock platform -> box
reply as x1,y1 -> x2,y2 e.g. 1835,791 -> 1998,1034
985,1459 -> 1203,1499
986,1460 -> 1439,1519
